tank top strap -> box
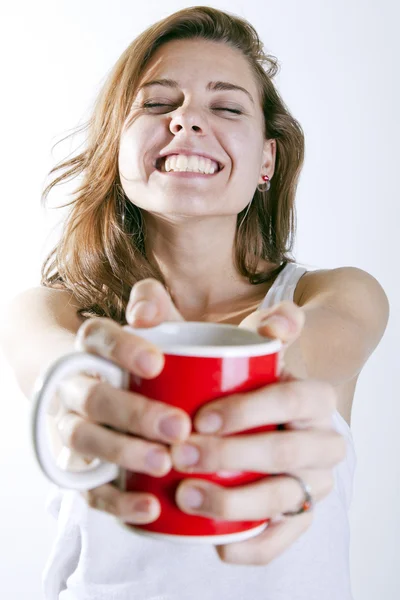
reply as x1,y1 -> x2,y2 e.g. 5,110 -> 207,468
259,262 -> 315,310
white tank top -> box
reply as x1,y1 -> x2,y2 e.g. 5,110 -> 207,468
42,262 -> 356,600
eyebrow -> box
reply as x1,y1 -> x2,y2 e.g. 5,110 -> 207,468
138,78 -> 254,104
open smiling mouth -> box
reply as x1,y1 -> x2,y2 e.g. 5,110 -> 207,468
154,155 -> 223,176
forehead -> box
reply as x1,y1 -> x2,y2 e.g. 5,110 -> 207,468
139,39 -> 259,97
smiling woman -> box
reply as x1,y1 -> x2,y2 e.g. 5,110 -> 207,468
40,9 -> 304,324
0,5 -> 389,600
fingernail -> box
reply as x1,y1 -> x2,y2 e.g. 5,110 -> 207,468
76,325 -> 116,358
128,300 -> 158,323
47,395 -> 61,416
180,486 -> 204,509
196,411 -> 223,434
270,513 -> 285,524
145,449 -> 170,473
135,349 -> 163,376
159,414 -> 187,441
134,498 -> 154,515
261,315 -> 291,334
173,444 -> 200,468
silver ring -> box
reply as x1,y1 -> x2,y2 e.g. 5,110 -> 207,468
282,473 -> 314,516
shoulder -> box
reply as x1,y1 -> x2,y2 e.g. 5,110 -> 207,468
9,286 -> 85,326
296,266 -> 388,307
14,285 -> 83,308
295,266 -> 389,344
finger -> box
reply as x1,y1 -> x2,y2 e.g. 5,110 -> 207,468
81,483 -> 161,524
57,411 -> 172,476
51,400 -> 94,466
126,278 -> 184,327
75,317 -> 165,378
193,379 -> 337,435
175,469 -> 334,521
171,429 -> 347,474
57,374 -> 191,443
216,511 -> 313,565
239,300 -> 305,347
283,417 -> 334,430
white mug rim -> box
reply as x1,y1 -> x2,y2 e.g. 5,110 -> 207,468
125,321 -> 281,358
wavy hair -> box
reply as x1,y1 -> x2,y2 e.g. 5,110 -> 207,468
41,6 -> 305,323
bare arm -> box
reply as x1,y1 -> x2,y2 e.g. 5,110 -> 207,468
285,266 -> 390,384
0,286 -> 85,399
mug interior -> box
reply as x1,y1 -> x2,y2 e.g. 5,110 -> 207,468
126,322 -> 280,357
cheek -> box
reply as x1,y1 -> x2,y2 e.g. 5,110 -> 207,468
119,120 -> 151,172
228,127 -> 263,172
118,132 -> 137,180
119,123 -> 161,184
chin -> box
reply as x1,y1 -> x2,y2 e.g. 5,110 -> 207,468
137,193 -> 220,216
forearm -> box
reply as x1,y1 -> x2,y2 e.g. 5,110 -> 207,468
283,299 -> 384,386
0,287 -> 84,399
5,329 -> 77,398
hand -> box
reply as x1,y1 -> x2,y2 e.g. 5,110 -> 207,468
170,301 -> 347,565
53,279 -> 190,524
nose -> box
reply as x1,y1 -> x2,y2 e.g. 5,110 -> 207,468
169,106 -> 206,136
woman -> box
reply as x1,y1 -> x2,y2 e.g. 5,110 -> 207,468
1,6 -> 389,600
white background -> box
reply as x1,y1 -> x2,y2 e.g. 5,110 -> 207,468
0,1 -> 398,598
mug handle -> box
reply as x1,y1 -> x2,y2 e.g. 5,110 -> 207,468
30,352 -> 129,491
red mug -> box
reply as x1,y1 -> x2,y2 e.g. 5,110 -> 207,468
31,321 -> 282,544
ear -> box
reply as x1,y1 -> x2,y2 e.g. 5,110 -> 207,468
259,138 -> 277,183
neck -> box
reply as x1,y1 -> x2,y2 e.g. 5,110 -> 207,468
144,214 -> 265,320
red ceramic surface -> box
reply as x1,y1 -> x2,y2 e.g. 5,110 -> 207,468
124,350 -> 280,538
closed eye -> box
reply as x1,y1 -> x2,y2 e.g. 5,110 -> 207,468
214,107 -> 242,114
142,103 -> 242,115
142,103 -> 173,109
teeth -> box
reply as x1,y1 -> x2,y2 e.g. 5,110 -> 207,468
163,154 -> 218,174
176,155 -> 187,170
165,155 -> 176,172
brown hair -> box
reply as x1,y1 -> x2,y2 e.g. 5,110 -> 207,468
41,6 -> 305,323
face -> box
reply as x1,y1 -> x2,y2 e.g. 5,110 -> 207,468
118,39 -> 276,219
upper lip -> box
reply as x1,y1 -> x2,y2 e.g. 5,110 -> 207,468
155,148 -> 224,171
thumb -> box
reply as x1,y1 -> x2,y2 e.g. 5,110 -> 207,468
239,300 -> 305,346
125,278 -> 185,328
239,301 -> 305,380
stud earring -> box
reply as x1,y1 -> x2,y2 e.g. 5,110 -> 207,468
257,174 -> 271,192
